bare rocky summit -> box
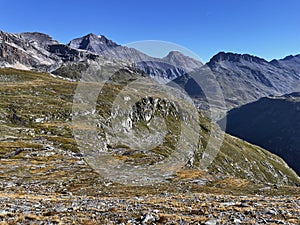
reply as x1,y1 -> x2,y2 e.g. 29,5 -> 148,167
0,31 -> 97,72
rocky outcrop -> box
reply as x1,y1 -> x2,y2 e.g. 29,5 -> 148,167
47,44 -> 98,62
20,32 -> 59,48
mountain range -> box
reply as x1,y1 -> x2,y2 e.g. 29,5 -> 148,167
0,31 -> 202,84
174,52 -> 300,110
1,30 -> 300,110
0,67 -> 299,186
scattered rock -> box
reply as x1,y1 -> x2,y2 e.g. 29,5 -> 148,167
205,219 -> 218,225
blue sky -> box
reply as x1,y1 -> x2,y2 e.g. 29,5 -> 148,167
1,0 -> 300,62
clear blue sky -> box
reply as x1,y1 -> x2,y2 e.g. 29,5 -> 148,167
1,0 -> 300,62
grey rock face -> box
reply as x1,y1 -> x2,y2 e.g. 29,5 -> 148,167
47,44 -> 98,62
68,33 -> 119,53
208,52 -> 300,108
163,50 -> 203,70
0,31 -> 62,71
20,32 -> 59,48
0,31 -> 99,72
270,54 -> 300,79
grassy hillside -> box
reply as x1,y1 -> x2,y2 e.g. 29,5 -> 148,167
0,68 -> 299,224
0,68 -> 298,185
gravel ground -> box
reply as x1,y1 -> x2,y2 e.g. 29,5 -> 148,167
0,190 -> 299,224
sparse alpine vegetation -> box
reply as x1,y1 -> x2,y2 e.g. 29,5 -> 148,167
0,68 -> 298,185
0,68 -> 299,224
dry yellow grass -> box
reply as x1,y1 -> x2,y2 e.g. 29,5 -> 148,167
175,168 -> 207,179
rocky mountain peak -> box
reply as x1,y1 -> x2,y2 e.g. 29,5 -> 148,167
68,33 -> 119,54
208,52 -> 267,66
165,50 -> 185,58
164,50 -> 191,61
20,32 -> 59,47
82,33 -> 110,42
281,54 -> 300,61
163,50 -> 203,71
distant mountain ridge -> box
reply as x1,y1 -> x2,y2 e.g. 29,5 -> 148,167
173,51 -> 300,110
0,31 -> 203,83
67,33 -> 203,83
207,51 -> 268,64
1,30 -> 300,110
